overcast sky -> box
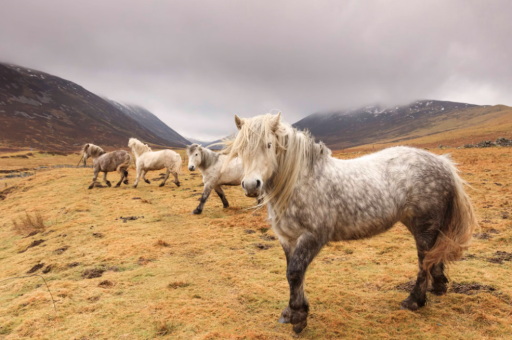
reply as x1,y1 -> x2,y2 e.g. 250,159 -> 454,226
1,1 -> 511,140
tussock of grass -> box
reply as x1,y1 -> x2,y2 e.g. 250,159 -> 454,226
12,211 -> 46,235
168,281 -> 190,289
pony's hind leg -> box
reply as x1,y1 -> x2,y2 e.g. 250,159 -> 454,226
159,169 -> 170,187
103,172 -> 111,187
280,233 -> 324,334
430,262 -> 448,296
214,186 -> 229,208
143,171 -> 151,184
401,224 -> 440,311
123,169 -> 129,185
115,168 -> 126,187
172,171 -> 180,187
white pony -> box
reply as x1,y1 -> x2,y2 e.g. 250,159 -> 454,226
225,113 -> 477,334
186,144 -> 260,214
128,138 -> 182,188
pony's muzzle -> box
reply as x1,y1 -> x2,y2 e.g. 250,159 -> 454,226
188,165 -> 195,171
242,179 -> 261,198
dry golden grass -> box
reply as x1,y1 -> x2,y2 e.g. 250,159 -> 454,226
0,148 -> 511,339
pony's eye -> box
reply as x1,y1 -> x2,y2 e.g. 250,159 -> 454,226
195,154 -> 198,156
268,142 -> 272,149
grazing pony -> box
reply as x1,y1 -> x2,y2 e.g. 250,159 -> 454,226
187,143 -> 255,214
82,143 -> 132,189
224,113 -> 477,334
128,138 -> 182,188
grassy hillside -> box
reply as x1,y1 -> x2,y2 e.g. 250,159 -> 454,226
0,149 -> 511,339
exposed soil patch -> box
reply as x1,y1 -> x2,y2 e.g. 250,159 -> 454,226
67,262 -> 80,268
259,234 -> 277,241
487,251 -> 512,264
502,211 -> 510,219
88,295 -> 101,302
119,216 -> 143,223
82,268 -> 105,279
487,229 -> 500,234
460,253 -> 477,261
254,243 -> 272,250
92,233 -> 104,238
23,230 -> 40,238
18,239 -> 45,253
42,264 -> 52,273
26,263 -> 45,274
0,185 -> 18,200
132,197 -> 141,200
138,256 -> 155,265
451,282 -> 496,295
473,233 -> 492,240
244,229 -> 256,234
107,266 -> 120,272
54,246 -> 69,254
98,280 -> 116,288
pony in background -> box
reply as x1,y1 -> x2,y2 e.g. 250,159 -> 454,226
82,143 -> 132,189
187,143 -> 260,214
128,138 -> 182,188
224,113 -> 477,334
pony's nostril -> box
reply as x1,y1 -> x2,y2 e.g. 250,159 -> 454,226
242,181 -> 245,189
256,180 -> 261,189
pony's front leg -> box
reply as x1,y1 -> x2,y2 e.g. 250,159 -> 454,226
214,186 -> 229,208
103,172 -> 111,187
280,233 -> 324,334
133,167 -> 142,188
88,169 -> 99,189
192,184 -> 212,214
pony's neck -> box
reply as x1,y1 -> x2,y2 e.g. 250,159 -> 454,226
198,149 -> 219,170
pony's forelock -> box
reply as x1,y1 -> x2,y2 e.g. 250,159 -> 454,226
224,113 -> 330,219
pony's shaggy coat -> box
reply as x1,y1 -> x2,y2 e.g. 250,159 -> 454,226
82,143 -> 132,189
225,113 -> 477,334
128,138 -> 182,188
186,144 -> 245,214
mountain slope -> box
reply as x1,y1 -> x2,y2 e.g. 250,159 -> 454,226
106,100 -> 189,147
293,100 -> 512,149
0,63 -> 184,150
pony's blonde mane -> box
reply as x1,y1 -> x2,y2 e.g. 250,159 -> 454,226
224,113 -> 331,219
82,143 -> 105,158
128,138 -> 150,157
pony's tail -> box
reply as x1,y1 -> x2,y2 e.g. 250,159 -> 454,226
173,154 -> 183,175
116,154 -> 132,173
423,155 -> 478,276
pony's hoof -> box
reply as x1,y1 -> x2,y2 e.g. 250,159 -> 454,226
278,307 -> 291,324
124,180 -> 129,185
133,185 -> 138,189
400,298 -> 420,311
106,181 -> 111,187
115,184 -> 121,188
175,182 -> 180,187
192,209 -> 202,215
145,180 -> 151,184
159,183 -> 165,187
88,186 -> 93,190
223,204 -> 229,209
292,320 -> 307,334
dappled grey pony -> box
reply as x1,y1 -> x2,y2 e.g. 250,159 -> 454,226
187,143 -> 256,214
82,143 -> 132,189
224,113 -> 477,334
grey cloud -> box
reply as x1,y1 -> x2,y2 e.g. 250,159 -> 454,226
1,0 -> 511,139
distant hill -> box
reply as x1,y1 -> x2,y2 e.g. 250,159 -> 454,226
293,100 -> 512,149
106,100 -> 189,147
0,63 -> 188,150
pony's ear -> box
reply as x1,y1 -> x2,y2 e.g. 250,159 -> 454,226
84,144 -> 89,151
235,115 -> 244,130
270,112 -> 281,132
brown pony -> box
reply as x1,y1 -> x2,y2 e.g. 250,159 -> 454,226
82,143 -> 132,189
